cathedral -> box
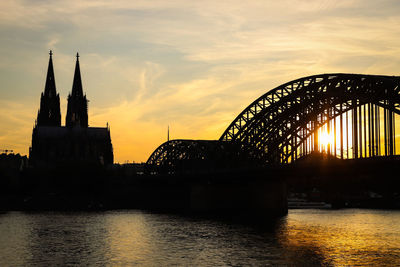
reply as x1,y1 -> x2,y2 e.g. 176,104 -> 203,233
29,51 -> 114,166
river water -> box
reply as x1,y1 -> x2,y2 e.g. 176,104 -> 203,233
0,209 -> 399,266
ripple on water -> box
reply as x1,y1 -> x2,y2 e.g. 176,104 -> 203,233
0,209 -> 399,266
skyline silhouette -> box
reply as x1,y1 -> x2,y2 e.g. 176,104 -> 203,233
1,1 -> 400,162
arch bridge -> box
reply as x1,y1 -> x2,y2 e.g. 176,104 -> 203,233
147,73 -> 400,170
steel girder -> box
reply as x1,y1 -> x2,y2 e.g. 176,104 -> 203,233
146,139 -> 256,174
219,73 -> 400,164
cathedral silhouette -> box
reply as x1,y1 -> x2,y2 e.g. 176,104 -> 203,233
29,51 -> 113,166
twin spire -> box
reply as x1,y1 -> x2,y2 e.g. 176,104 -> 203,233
44,50 -> 56,98
36,51 -> 88,128
36,50 -> 61,126
71,52 -> 83,98
66,52 -> 88,127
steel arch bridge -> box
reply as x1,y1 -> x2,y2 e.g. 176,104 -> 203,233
147,73 -> 400,169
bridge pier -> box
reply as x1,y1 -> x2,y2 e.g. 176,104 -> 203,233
190,173 -> 287,218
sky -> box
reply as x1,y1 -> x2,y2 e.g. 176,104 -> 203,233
1,0 -> 400,163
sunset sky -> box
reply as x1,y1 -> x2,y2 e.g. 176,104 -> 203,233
1,0 -> 400,163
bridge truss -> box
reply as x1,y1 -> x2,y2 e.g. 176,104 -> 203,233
220,73 -> 400,163
146,139 -> 259,174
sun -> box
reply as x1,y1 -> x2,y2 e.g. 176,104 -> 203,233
319,129 -> 333,152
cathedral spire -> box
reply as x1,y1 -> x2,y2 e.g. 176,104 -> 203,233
44,50 -> 57,97
36,50 -> 61,127
71,52 -> 83,98
66,52 -> 88,128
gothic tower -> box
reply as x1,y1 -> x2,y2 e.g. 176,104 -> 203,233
66,53 -> 88,127
36,50 -> 61,126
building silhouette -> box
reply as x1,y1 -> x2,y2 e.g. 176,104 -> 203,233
29,51 -> 113,166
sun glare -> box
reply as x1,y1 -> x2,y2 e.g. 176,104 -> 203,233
319,129 -> 333,152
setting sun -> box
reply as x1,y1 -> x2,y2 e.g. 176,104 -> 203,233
319,129 -> 334,152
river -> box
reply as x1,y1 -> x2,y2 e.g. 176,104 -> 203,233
0,209 -> 399,266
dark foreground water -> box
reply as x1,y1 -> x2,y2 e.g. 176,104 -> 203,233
0,209 -> 399,266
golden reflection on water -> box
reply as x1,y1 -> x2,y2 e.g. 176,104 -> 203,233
104,212 -> 155,265
279,209 -> 400,266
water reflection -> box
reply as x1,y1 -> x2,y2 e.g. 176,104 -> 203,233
104,212 -> 284,265
104,212 -> 154,265
27,212 -> 108,266
0,210 -> 399,265
0,212 -> 31,266
278,209 -> 400,266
